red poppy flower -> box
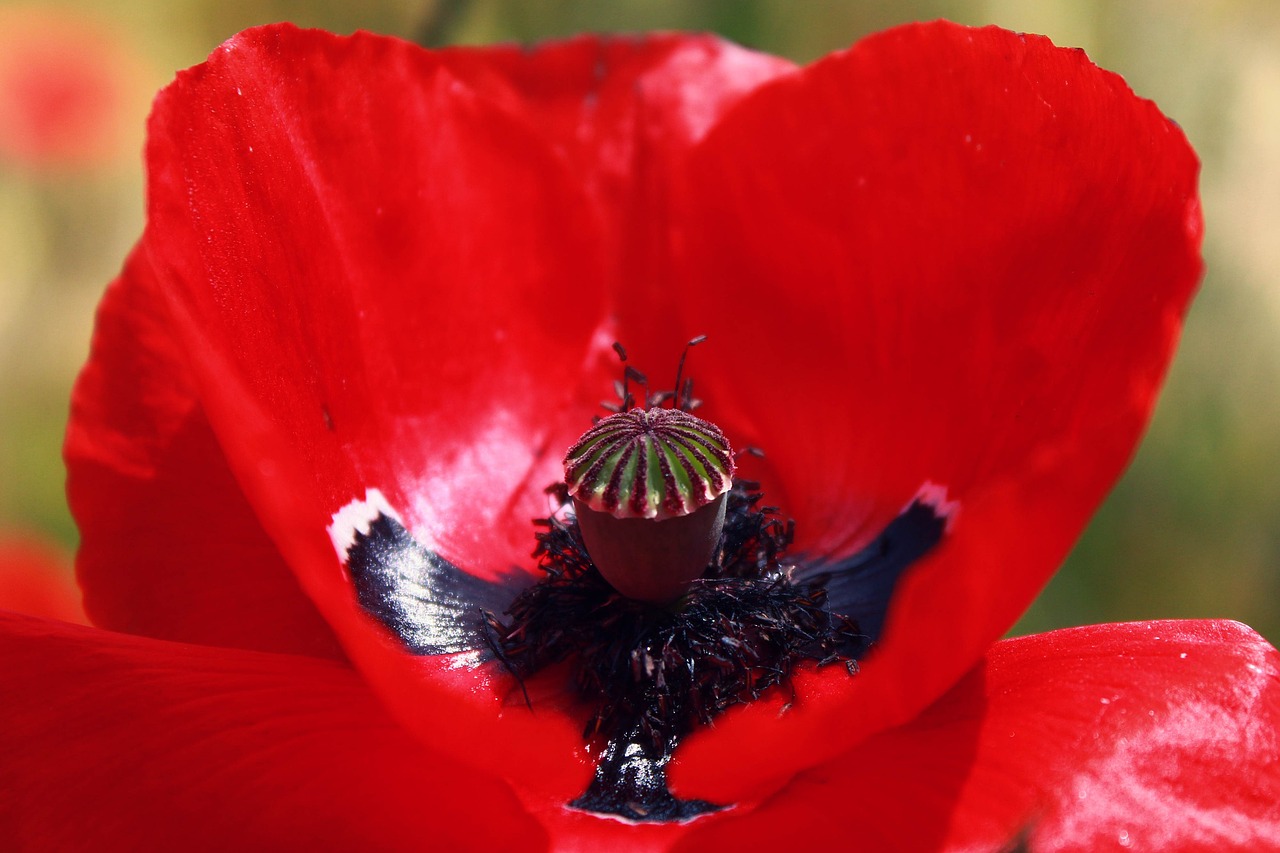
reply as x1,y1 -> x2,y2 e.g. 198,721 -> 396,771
3,20 -> 1278,851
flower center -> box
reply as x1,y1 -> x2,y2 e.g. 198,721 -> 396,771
332,339 -> 948,824
482,341 -> 865,822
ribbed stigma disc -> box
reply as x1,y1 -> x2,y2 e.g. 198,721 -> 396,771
564,408 -> 735,520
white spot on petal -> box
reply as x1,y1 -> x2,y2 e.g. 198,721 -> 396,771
911,481 -> 961,531
328,488 -> 401,560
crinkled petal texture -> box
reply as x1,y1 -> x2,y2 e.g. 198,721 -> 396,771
63,19 -> 1204,829
2,615 -> 1276,851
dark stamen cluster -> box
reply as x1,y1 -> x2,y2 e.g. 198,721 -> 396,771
483,480 -> 865,754
712,477 -> 795,580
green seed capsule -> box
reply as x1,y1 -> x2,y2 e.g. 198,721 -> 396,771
564,407 -> 735,602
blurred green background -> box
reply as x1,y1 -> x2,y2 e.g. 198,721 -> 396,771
1,0 -> 1277,642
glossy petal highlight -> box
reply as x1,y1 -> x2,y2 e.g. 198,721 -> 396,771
679,621 -> 1280,852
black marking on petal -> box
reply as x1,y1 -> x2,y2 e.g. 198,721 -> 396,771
569,723 -> 722,823
793,500 -> 948,645
341,511 -> 522,656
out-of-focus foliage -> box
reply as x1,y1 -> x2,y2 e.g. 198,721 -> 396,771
1,0 -> 1277,641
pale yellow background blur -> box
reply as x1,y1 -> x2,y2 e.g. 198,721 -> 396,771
1,0 -> 1277,640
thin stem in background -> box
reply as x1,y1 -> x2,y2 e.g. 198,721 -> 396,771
416,0 -> 471,47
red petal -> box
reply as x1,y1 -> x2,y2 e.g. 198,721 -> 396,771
0,535 -> 85,624
66,248 -> 345,659
141,24 -> 606,577
671,22 -> 1202,796
0,610 -> 544,850
677,621 -> 1280,851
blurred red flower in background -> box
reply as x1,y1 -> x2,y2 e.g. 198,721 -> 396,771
0,535 -> 85,624
0,7 -> 138,171
1,21 -> 1277,851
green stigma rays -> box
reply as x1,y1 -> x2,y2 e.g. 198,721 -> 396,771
564,407 -> 735,521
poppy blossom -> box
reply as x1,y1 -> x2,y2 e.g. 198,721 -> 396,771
2,19 -> 1278,850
